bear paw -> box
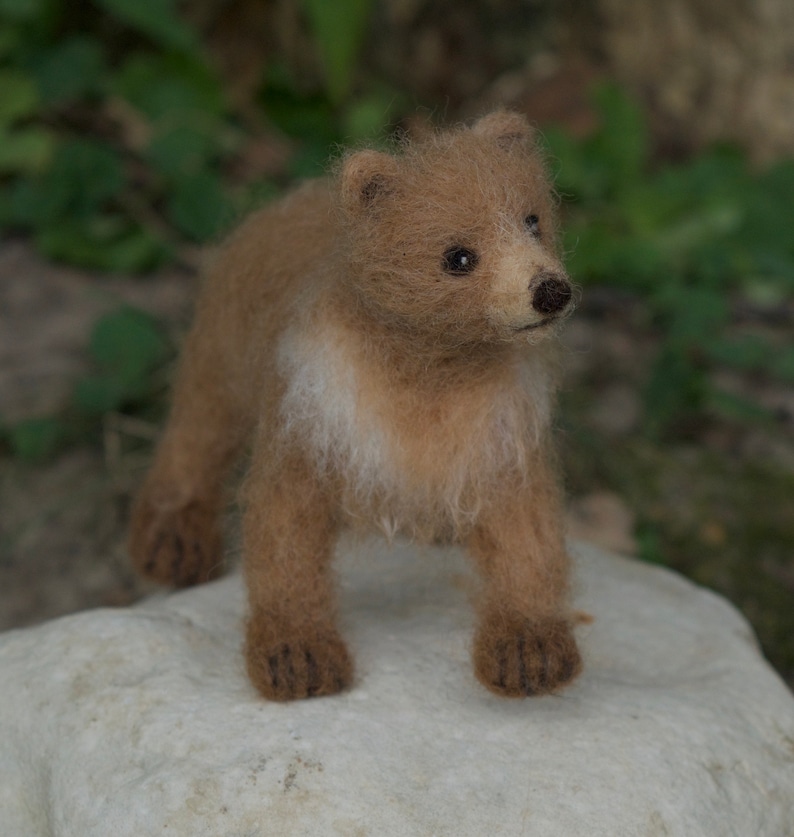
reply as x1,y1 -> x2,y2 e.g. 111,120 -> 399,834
128,497 -> 222,587
245,621 -> 353,701
473,613 -> 581,697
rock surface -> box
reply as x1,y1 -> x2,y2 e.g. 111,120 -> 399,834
1,540 -> 793,836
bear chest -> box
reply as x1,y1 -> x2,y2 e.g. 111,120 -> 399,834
276,322 -> 550,537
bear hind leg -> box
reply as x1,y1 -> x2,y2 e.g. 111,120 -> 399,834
128,334 -> 249,587
129,489 -> 224,587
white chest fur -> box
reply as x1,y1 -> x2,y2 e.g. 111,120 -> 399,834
276,318 -> 554,539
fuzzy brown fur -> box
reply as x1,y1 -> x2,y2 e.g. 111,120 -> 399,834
129,111 -> 582,701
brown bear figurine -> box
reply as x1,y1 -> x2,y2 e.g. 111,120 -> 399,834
129,111 -> 582,701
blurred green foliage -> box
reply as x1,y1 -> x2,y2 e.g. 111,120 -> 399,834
543,85 -> 794,437
0,0 -> 231,268
302,0 -> 373,105
74,305 -> 170,415
3,306 -> 170,462
0,0 -> 385,272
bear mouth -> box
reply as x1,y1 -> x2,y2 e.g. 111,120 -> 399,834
514,317 -> 556,332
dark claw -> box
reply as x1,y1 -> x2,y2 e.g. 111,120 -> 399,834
475,616 -> 581,698
268,653 -> 280,689
305,651 -> 320,696
496,641 -> 508,690
169,534 -> 185,580
517,635 -> 531,694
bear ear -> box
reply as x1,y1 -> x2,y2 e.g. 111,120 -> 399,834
340,149 -> 399,214
472,110 -> 535,150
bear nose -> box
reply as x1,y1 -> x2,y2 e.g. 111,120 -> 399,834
532,273 -> 572,315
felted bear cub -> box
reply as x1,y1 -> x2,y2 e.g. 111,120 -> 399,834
129,111 -> 582,701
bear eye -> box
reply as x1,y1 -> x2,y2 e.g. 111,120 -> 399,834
525,214 -> 541,237
442,246 -> 479,275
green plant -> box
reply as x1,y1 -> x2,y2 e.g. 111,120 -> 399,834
0,0 -> 390,273
73,305 -> 170,415
1,305 -> 170,462
544,85 -> 794,436
302,0 -> 373,105
0,0 -> 239,269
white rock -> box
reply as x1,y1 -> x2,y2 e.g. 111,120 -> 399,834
1,541 -> 793,836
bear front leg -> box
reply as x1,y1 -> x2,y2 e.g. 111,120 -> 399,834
467,457 -> 581,698
243,444 -> 352,701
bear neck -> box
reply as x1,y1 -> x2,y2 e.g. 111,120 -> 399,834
322,284 -> 518,390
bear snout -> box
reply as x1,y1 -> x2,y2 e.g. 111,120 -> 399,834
531,272 -> 572,315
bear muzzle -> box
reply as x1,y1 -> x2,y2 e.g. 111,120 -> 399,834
531,271 -> 573,315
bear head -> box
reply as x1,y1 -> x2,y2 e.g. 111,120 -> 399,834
337,111 -> 574,350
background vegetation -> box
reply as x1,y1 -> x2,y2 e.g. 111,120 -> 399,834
1,0 -> 792,682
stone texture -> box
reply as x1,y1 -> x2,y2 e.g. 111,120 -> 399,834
1,540 -> 793,836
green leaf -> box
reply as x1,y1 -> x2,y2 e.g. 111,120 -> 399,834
0,126 -> 54,173
654,203 -> 743,262
302,0 -> 372,103
0,26 -> 20,59
771,348 -> 794,383
707,390 -> 773,424
706,335 -> 770,372
96,226 -> 171,273
167,171 -> 231,241
654,285 -> 730,345
36,218 -> 170,272
5,140 -> 125,229
0,0 -> 45,22
7,416 -> 65,462
113,52 -> 224,121
643,345 -> 706,436
741,160 -> 794,263
146,123 -> 217,178
288,138 -> 333,179
541,127 -> 586,197
63,139 -> 124,209
0,70 -> 39,125
635,521 -> 665,565
0,183 -> 10,224
73,305 -> 169,413
73,375 -> 127,414
589,84 -> 648,188
41,139 -> 125,220
260,66 -> 337,141
564,221 -> 664,288
341,91 -> 399,140
618,175 -> 698,238
92,0 -> 196,51
234,179 -> 280,217
562,223 -> 615,280
32,36 -> 105,105
745,260 -> 794,298
88,306 -> 169,384
548,84 -> 650,203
